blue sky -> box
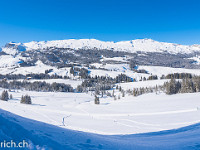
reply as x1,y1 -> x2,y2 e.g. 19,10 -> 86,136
0,0 -> 200,46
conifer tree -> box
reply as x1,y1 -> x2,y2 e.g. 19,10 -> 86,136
1,90 -> 9,101
122,91 -> 125,97
94,95 -> 100,104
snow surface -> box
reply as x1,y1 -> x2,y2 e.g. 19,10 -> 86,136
138,65 -> 200,77
1,87 -> 200,135
0,55 -> 21,68
2,108 -> 200,149
3,39 -> 200,54
100,56 -> 128,62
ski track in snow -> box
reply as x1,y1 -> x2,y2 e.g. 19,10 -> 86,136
92,108 -> 198,117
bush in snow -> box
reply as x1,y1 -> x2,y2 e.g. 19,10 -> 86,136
21,95 -> 32,104
122,91 -> 125,97
10,94 -> 13,99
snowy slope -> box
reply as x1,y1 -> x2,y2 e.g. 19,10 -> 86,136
2,42 -> 26,55
0,55 -> 21,68
2,39 -> 200,54
138,65 -> 200,76
1,87 -> 200,135
1,108 -> 200,150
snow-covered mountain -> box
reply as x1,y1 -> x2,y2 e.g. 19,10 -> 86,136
0,38 -> 200,72
2,39 -> 200,54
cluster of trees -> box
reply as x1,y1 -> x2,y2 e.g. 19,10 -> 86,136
77,74 -> 133,93
91,73 -> 200,104
97,73 -> 200,102
126,74 -> 200,96
94,85 -> 125,104
112,85 -> 125,100
126,87 -> 157,97
147,75 -> 158,80
21,95 -> 32,104
125,75 -> 200,97
70,67 -> 89,79
162,73 -> 192,80
128,73 -> 194,82
164,76 -> 200,95
1,90 -> 9,101
78,76 -> 115,93
115,74 -> 133,83
0,90 -> 32,104
0,90 -> 14,101
45,69 -> 53,74
0,80 -> 73,92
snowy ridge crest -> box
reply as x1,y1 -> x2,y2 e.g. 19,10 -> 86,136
2,39 -> 200,54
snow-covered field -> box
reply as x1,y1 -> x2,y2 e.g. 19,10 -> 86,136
1,85 -> 200,135
138,65 -> 200,76
2,107 -> 200,150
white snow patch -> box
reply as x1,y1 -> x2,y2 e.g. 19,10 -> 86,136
188,55 -> 200,65
0,55 -> 20,68
138,65 -> 200,77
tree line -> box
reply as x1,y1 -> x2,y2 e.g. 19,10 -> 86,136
77,73 -> 133,93
94,73 -> 200,104
0,73 -> 70,80
1,90 -> 32,104
0,80 -> 73,92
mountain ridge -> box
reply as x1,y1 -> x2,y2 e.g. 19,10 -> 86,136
2,38 -> 200,55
